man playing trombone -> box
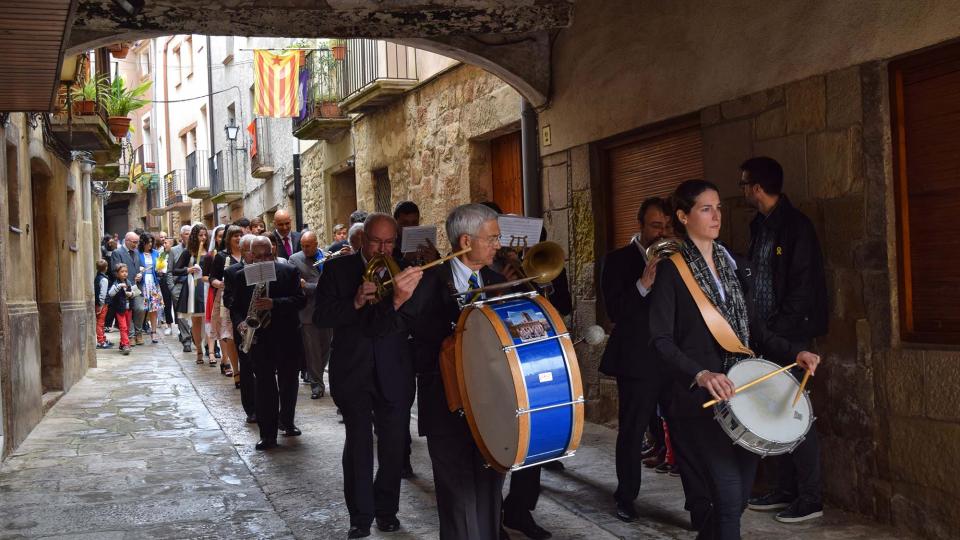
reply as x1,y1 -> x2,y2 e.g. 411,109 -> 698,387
223,236 -> 306,451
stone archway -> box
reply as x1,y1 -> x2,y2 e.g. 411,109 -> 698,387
30,157 -> 64,393
64,1 -> 575,107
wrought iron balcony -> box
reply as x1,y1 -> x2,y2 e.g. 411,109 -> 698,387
250,118 -> 274,179
210,149 -> 244,204
292,49 -> 352,141
164,170 -> 191,210
49,69 -> 119,162
186,150 -> 211,198
129,143 -> 157,183
339,39 -> 418,114
147,176 -> 166,216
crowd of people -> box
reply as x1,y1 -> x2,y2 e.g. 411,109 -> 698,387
91,155 -> 828,540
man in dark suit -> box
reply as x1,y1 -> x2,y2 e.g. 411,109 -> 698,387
598,197 -> 669,522
223,234 -> 258,423
272,209 -> 302,259
223,236 -> 306,450
314,213 -> 423,539
740,156 -> 828,523
110,231 -> 147,346
289,230 -> 332,399
405,203 -> 509,540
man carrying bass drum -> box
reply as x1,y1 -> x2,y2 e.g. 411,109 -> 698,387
648,179 -> 820,540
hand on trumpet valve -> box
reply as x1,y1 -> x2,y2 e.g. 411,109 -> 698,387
697,370 -> 736,402
796,351 -> 820,376
639,257 -> 662,290
354,281 -> 379,309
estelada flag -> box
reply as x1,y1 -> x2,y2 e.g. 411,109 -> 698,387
253,50 -> 303,117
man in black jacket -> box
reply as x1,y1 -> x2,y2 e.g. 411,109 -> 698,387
740,156 -> 828,523
223,234 -> 257,423
598,197 -> 668,522
272,209 -> 302,259
223,236 -> 306,451
314,213 -> 423,539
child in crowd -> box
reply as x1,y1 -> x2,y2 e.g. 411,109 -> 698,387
108,263 -> 135,355
94,259 -> 112,349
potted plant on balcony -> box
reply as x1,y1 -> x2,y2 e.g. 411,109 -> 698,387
104,76 -> 152,138
331,39 -> 346,61
69,74 -> 108,116
108,42 -> 132,59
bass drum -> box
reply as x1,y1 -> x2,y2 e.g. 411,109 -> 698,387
455,293 -> 584,472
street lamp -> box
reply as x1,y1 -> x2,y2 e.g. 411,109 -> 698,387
224,120 -> 239,143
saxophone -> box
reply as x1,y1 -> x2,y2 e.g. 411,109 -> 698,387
240,282 -> 271,353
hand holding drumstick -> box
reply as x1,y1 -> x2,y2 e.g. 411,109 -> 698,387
701,351 -> 821,409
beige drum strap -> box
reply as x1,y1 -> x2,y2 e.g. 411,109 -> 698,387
668,253 -> 754,356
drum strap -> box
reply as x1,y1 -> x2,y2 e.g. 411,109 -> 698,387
668,253 -> 754,356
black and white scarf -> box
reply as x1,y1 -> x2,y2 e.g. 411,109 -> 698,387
680,238 -> 751,371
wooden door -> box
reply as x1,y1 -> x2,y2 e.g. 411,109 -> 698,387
491,131 -> 523,215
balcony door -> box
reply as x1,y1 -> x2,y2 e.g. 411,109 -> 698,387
490,131 -> 523,215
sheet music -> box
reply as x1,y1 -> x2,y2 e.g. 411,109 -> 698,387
243,261 -> 277,285
497,216 -> 543,248
400,225 -> 437,253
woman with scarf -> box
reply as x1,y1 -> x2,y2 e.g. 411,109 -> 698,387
649,179 -> 820,540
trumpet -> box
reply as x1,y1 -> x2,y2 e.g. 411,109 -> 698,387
645,237 -> 683,260
362,253 -> 402,303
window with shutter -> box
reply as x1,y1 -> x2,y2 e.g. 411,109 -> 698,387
373,168 -> 391,214
604,123 -> 704,248
891,43 -> 960,344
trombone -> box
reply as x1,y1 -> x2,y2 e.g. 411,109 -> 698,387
361,247 -> 472,303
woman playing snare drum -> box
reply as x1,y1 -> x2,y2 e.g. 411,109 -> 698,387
648,179 -> 820,540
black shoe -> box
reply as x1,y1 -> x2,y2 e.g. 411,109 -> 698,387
311,384 -> 324,399
182,343 -> 192,353
641,444 -> 662,459
280,426 -> 301,437
401,462 -> 415,479
748,490 -> 796,511
503,512 -> 551,540
255,439 -> 278,451
246,414 -> 257,424
347,526 -> 371,539
615,500 -> 638,523
375,516 -> 400,532
775,499 -> 823,523
542,460 -> 565,472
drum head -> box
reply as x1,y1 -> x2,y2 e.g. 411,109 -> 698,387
459,307 -> 523,469
726,358 -> 812,444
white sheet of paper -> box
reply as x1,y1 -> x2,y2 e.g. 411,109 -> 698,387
243,261 -> 277,285
400,225 -> 437,253
498,216 -> 543,248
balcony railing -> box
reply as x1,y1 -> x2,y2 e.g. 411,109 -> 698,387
339,39 -> 418,113
292,49 -> 352,140
250,118 -> 274,179
186,149 -> 211,198
129,143 -> 157,182
164,170 -> 190,209
147,176 -> 167,216
210,148 -> 244,203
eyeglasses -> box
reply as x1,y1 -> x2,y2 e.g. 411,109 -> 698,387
366,237 -> 396,248
473,234 -> 502,247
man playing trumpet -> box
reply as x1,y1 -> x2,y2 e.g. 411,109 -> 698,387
314,213 -> 424,539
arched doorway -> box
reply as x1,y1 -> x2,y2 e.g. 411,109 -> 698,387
31,158 -> 65,394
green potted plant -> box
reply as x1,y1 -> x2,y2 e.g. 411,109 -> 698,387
69,74 -> 108,115
104,75 -> 152,138
108,42 -> 132,59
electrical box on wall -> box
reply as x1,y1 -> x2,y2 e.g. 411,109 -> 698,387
541,125 -> 552,147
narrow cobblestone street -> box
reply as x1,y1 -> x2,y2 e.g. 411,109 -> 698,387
1,336 -> 907,539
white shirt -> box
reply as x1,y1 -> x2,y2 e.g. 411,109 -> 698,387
633,236 -> 652,298
451,256 -> 484,297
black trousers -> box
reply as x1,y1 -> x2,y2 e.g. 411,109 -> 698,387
614,375 -> 661,504
159,274 -> 174,325
336,384 -> 408,527
775,416 -> 823,504
427,427 -> 504,540
237,348 -> 257,417
251,341 -> 299,440
504,466 -> 541,518
671,417 -> 759,540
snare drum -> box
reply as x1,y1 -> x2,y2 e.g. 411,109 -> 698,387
455,292 -> 584,472
714,357 -> 813,456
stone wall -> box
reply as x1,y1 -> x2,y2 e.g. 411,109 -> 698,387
546,60 -> 958,538
351,64 -> 521,245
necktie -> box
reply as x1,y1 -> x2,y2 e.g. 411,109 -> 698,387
467,272 -> 481,303
283,236 -> 292,257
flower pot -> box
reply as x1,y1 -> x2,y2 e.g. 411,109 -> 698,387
107,116 -> 132,138
332,45 -> 346,61
75,100 -> 97,116
109,43 -> 130,59
319,101 -> 341,118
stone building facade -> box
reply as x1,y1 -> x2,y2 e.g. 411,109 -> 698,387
0,114 -> 98,457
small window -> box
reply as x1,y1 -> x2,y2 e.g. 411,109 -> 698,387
184,37 -> 194,77
6,142 -> 20,229
139,49 -> 151,77
173,46 -> 182,86
373,168 -> 391,214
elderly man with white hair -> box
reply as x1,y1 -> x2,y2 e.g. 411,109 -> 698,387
220,233 -> 260,422
404,203 -> 512,540
168,224 -> 195,352
110,231 -> 147,345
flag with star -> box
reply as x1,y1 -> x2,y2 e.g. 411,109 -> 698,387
253,50 -> 304,117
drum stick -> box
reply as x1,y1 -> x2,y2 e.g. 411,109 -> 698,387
793,369 -> 811,407
701,362 -> 797,409
381,247 -> 471,286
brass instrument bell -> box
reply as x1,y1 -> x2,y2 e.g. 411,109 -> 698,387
645,237 -> 683,260
521,241 -> 566,284
362,253 -> 401,302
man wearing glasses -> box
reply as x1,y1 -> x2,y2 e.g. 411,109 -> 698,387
315,213 -> 424,539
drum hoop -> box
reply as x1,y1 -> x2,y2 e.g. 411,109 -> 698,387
455,303 -> 531,473
530,295 -> 585,456
724,357 -> 813,444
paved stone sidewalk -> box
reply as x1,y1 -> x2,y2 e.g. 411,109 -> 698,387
1,335 -> 909,539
